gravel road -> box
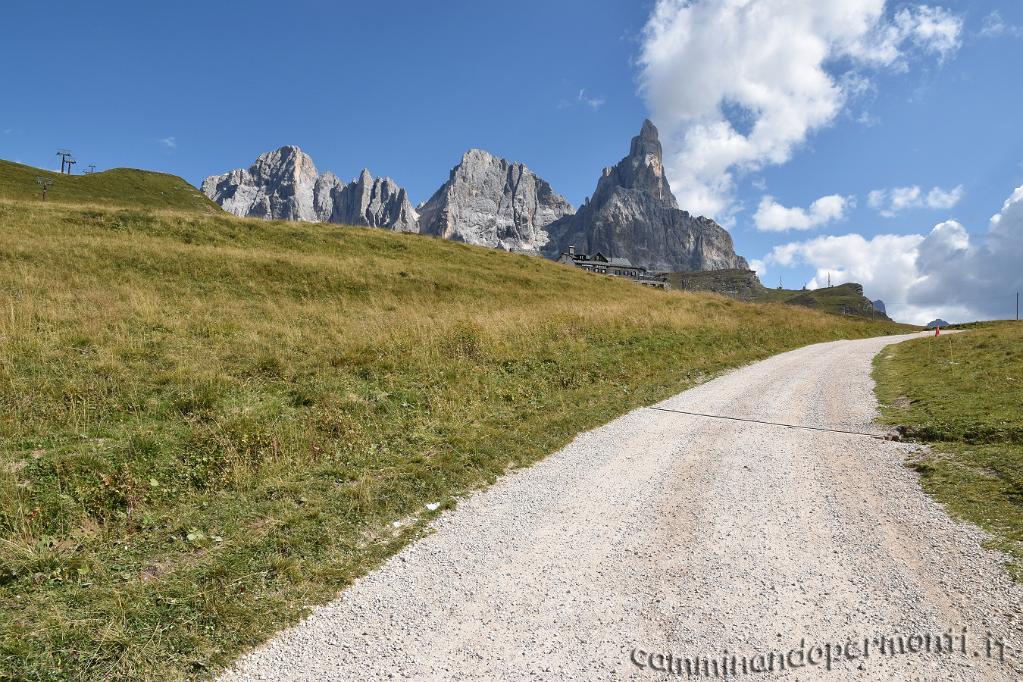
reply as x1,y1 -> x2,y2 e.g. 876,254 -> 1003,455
222,332 -> 1022,681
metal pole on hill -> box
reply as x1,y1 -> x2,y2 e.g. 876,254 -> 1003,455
36,177 -> 53,201
56,149 -> 71,174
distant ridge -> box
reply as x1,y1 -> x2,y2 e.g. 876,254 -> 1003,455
199,122 -> 751,271
0,159 -> 220,213
668,270 -> 892,320
201,146 -> 418,231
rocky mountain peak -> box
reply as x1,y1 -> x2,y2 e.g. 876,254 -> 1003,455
201,148 -> 418,232
594,119 -> 677,210
200,145 -> 320,222
417,150 -> 574,253
630,119 -> 663,161
543,120 -> 747,272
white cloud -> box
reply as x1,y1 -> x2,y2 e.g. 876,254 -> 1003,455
868,184 -> 964,216
577,89 -> 606,110
158,136 -> 177,149
895,5 -> 963,59
753,193 -> 851,231
638,1 -> 963,219
855,110 -> 881,126
558,88 -> 607,111
759,184 -> 1023,324
979,10 -> 1022,39
748,258 -> 767,278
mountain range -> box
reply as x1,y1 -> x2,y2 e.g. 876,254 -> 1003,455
200,121 -> 746,273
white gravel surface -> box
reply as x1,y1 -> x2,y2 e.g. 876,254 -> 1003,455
221,332 -> 1022,681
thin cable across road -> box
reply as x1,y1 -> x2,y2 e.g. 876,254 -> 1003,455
645,405 -> 893,440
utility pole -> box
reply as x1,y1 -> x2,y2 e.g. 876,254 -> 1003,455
87,163 -> 96,174
36,177 -> 54,201
56,149 -> 72,174
1017,291 -> 1019,321
65,158 -> 77,175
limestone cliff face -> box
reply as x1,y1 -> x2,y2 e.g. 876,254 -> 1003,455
201,146 -> 320,222
201,147 -> 418,232
543,121 -> 748,272
417,149 -> 574,252
314,169 -> 418,232
201,127 -> 748,271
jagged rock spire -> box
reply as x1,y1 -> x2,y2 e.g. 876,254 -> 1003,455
544,120 -> 747,272
201,147 -> 418,232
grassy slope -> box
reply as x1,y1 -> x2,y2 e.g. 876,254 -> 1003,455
761,282 -> 887,319
667,270 -> 889,320
0,159 -> 220,213
0,199 -> 909,680
873,322 -> 1023,578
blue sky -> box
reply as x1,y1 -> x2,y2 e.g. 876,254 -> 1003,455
2,1 -> 1021,323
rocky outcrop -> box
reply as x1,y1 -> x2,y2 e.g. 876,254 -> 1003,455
201,147 -> 418,232
668,269 -> 766,301
872,299 -> 887,314
417,149 -> 573,252
543,120 -> 747,272
202,146 -> 320,222
314,169 -> 418,232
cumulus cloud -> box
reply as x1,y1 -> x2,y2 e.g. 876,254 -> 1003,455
754,193 -> 851,231
759,184 -> 1023,324
867,184 -> 964,216
638,1 -> 963,219
748,258 -> 767,278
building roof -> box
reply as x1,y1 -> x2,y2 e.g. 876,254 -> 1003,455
562,251 -> 640,268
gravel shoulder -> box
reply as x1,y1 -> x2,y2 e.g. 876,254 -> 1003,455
221,332 -> 1023,681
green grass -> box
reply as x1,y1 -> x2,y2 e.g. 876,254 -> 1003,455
0,198 -> 911,680
668,270 -> 889,320
0,159 -> 220,213
873,322 -> 1023,579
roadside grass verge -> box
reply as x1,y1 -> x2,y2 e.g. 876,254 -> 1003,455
873,322 -> 1023,579
0,199 -> 909,680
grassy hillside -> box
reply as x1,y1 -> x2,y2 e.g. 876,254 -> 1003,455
874,322 -> 1023,579
0,159 -> 220,213
668,270 -> 890,320
0,199 -> 909,680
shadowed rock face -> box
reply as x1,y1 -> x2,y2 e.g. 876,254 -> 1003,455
417,149 -> 574,253
543,120 -> 748,272
201,147 -> 418,232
